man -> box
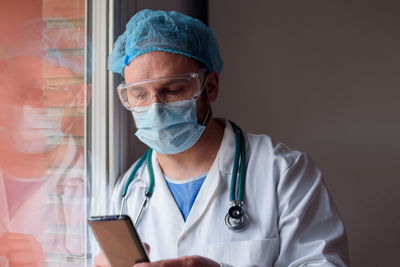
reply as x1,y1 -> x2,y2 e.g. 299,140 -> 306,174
94,9 -> 349,267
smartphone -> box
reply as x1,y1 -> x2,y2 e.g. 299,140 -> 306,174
88,215 -> 150,266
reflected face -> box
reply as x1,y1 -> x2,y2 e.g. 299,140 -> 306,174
0,54 -> 86,178
0,56 -> 48,177
0,56 -> 45,107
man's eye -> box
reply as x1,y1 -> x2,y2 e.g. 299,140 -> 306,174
163,85 -> 188,95
166,87 -> 184,95
135,94 -> 146,99
129,89 -> 148,99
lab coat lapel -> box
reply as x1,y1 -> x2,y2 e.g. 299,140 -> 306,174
148,151 -> 185,226
181,121 -> 237,234
180,158 -> 221,234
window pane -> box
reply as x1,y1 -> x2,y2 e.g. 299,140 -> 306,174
0,0 -> 88,266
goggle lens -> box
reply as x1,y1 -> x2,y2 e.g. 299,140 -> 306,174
117,69 -> 207,110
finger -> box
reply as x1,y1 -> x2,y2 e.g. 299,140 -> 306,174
134,258 -> 184,267
139,256 -> 219,267
0,233 -> 36,241
9,264 -> 44,267
1,237 -> 44,255
93,252 -> 111,267
8,250 -> 45,266
143,242 -> 150,254
0,240 -> 43,257
0,239 -> 34,253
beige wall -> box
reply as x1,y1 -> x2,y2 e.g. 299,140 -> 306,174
209,1 -> 400,266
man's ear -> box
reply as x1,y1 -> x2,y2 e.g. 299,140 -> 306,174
205,71 -> 219,103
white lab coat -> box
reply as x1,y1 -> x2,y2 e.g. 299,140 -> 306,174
0,139 -> 86,266
0,174 -> 49,238
111,120 -> 349,267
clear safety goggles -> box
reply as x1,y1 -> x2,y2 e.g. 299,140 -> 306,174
117,68 -> 208,111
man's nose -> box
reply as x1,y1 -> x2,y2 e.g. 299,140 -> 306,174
149,93 -> 162,104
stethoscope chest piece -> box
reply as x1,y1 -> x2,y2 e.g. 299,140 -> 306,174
225,201 -> 249,232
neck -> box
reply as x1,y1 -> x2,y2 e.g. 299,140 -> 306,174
156,117 -> 224,180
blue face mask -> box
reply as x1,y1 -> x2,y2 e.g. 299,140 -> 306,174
132,99 -> 208,154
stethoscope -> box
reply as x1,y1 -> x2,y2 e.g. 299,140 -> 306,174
57,177 -> 86,262
119,121 -> 249,232
56,137 -> 87,262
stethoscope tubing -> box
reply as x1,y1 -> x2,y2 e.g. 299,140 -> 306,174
122,149 -> 154,198
230,127 -> 241,202
229,121 -> 247,201
145,148 -> 155,197
237,127 -> 247,201
122,151 -> 148,197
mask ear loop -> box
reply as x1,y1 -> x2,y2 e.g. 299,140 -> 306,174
199,72 -> 209,94
202,108 -> 210,126
193,68 -> 209,99
198,72 -> 211,126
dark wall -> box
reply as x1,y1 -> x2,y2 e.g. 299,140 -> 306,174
210,1 -> 400,266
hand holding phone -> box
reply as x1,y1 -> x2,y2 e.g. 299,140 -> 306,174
88,215 -> 149,267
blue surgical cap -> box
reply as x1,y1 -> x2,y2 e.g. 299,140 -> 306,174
108,9 -> 223,76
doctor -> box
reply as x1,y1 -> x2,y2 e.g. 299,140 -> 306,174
94,9 -> 349,267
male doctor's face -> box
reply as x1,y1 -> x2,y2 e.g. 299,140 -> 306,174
123,51 -> 219,125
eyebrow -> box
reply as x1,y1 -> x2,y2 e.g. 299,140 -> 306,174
127,78 -> 189,92
159,79 -> 188,87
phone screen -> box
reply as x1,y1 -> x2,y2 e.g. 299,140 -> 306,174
88,215 -> 149,266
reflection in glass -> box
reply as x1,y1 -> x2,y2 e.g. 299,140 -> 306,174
0,0 -> 88,266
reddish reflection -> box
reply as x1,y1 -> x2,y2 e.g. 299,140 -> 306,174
0,2 -> 87,266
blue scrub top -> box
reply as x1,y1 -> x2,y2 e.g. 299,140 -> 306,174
165,174 -> 207,221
